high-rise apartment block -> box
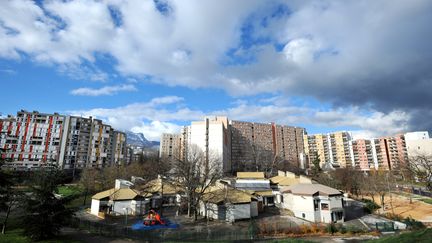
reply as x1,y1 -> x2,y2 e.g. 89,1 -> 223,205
304,131 -> 409,170
160,117 -> 305,174
159,133 -> 182,160
231,121 -> 304,171
0,110 -> 127,170
304,132 -> 352,168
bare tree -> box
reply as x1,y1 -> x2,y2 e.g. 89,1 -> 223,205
368,170 -> 389,211
407,154 -> 432,191
171,144 -> 222,220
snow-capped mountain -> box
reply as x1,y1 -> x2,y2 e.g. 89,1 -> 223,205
125,131 -> 160,148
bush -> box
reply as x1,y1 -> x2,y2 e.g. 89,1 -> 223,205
403,216 -> 425,230
326,223 -> 337,235
362,199 -> 381,213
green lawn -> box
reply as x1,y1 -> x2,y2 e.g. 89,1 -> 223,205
368,228 -> 432,242
419,198 -> 432,204
58,185 -> 83,197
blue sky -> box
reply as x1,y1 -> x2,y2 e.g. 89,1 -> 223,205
1,0 -> 431,140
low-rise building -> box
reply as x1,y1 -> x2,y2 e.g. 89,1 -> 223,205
281,183 -> 345,223
199,185 -> 258,222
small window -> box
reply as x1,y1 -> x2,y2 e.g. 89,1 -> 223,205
302,213 -> 305,218
321,203 -> 329,210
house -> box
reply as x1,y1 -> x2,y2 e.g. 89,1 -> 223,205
199,185 -> 258,222
281,183 -> 345,223
90,179 -> 148,217
139,177 -> 180,208
270,171 -> 315,205
235,172 -> 274,207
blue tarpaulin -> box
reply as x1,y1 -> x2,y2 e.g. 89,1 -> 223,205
131,219 -> 179,230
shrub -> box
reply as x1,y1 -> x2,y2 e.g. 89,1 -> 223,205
326,223 -> 337,235
403,216 -> 425,230
362,199 -> 381,213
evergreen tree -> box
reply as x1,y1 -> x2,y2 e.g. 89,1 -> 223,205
22,169 -> 74,240
311,151 -> 322,176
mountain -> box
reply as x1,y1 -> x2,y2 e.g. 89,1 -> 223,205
125,131 -> 160,148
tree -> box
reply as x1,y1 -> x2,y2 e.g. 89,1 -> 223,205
311,151 -> 322,176
22,169 -> 74,240
171,145 -> 222,220
0,147 -> 16,234
407,154 -> 432,191
79,168 -> 101,206
367,170 -> 389,211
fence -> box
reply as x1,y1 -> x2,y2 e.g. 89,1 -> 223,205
396,186 -> 432,197
68,217 -> 258,241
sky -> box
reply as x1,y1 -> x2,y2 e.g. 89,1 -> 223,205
1,0 -> 431,141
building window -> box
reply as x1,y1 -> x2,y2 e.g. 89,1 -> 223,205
302,213 -> 305,218
321,203 -> 329,210
314,199 -> 320,211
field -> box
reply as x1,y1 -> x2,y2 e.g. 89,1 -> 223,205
372,193 -> 432,223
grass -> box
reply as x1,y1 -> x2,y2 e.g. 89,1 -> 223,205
58,185 -> 83,197
419,198 -> 432,204
0,229 -> 81,243
368,228 -> 432,242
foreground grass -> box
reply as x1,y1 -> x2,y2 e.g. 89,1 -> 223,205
0,229 -> 81,243
368,228 -> 432,242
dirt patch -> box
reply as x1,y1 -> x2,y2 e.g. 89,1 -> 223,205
365,193 -> 432,222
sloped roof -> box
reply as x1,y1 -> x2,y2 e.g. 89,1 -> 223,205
251,190 -> 274,197
141,178 -> 178,194
236,172 -> 265,179
270,176 -> 300,186
203,186 -> 255,204
92,188 -> 143,200
281,183 -> 342,196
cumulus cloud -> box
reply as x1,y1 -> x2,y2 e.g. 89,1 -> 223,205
1,0 -> 431,132
68,96 -> 204,140
70,84 -> 137,96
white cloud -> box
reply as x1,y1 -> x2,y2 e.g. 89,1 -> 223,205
0,0 -> 431,131
70,84 -> 137,96
131,121 -> 182,141
68,96 -> 204,138
68,95 -> 410,141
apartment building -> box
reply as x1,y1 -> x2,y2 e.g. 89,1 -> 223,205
405,131 -> 432,157
231,121 -> 305,172
160,117 -> 305,174
0,110 -> 126,170
159,133 -> 182,160
304,132 -> 353,169
0,110 -> 65,169
187,116 -> 231,173
374,135 -> 408,170
351,139 -> 375,170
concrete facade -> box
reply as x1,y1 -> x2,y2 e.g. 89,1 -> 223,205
0,110 -> 126,170
405,131 -> 432,157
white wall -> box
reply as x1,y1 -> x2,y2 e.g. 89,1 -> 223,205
250,201 -> 258,217
90,199 -> 100,216
282,193 -> 345,223
406,139 -> 432,157
112,200 -> 133,215
226,203 -> 250,222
